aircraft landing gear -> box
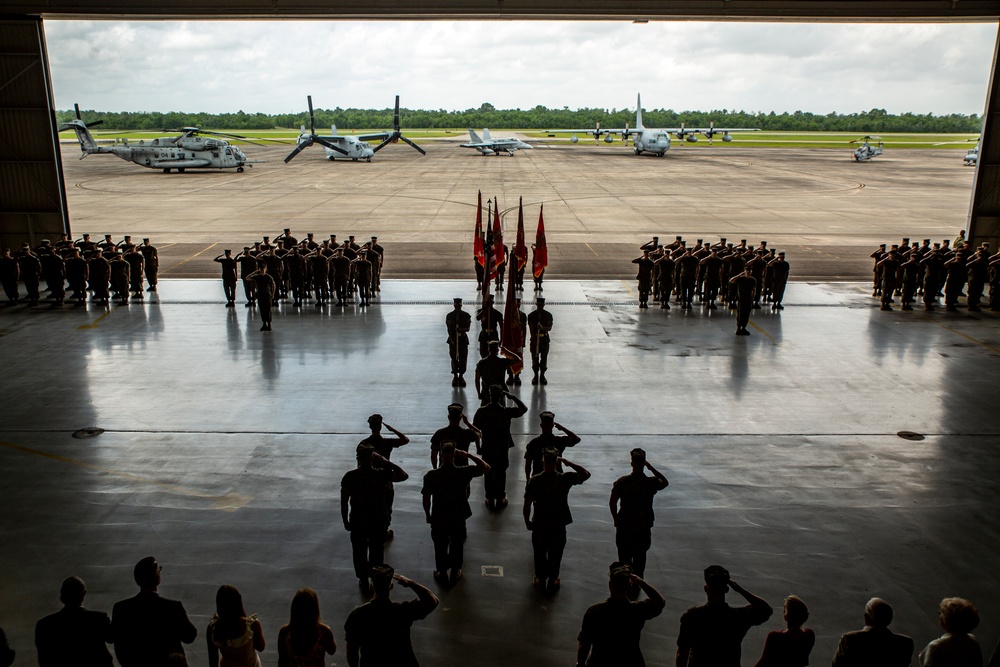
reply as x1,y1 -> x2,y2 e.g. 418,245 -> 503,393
352,158 -> 358,162
366,157 -> 371,162
178,168 -> 185,173
237,166 -> 244,172
634,148 -> 641,155
163,168 -> 171,173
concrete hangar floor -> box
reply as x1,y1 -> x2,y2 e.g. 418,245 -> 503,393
0,141 -> 997,667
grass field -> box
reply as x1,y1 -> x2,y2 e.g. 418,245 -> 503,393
61,128 -> 979,150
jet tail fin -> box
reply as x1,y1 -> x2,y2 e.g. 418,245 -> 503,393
483,128 -> 493,142
635,93 -> 644,130
468,128 -> 483,143
331,125 -> 339,136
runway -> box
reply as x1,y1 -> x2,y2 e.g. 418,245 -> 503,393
59,141 -> 975,280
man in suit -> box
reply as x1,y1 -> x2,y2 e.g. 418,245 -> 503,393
832,597 -> 914,667
111,556 -> 197,667
35,576 -> 113,667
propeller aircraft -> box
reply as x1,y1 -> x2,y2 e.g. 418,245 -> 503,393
851,136 -> 884,162
284,95 -> 425,163
545,94 -> 759,157
60,104 -> 256,173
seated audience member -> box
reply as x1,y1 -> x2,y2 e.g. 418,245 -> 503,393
754,595 -> 815,667
207,585 -> 265,667
832,597 -> 913,667
919,597 -> 982,667
35,576 -> 113,667
277,588 -> 337,667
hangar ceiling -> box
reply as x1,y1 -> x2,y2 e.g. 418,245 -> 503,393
4,0 -> 1000,21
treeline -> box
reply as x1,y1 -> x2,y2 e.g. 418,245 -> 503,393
58,104 -> 982,134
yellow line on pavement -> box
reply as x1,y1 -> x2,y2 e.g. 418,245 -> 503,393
164,242 -> 218,272
0,440 -> 252,512
77,308 -> 113,330
748,320 -> 778,343
922,318 -> 1000,355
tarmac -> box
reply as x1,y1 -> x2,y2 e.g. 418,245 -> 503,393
1,276 -> 999,667
57,141 -> 975,280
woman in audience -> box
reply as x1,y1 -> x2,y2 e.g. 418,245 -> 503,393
207,585 -> 266,667
277,588 -> 337,667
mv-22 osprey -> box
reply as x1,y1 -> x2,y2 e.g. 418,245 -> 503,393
60,104 -> 257,173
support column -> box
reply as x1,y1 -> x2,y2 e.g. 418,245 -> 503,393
0,16 -> 69,251
968,23 -> 1000,252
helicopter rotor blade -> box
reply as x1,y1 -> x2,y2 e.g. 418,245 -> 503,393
85,120 -> 104,129
308,95 -> 316,136
372,137 -> 393,153
399,135 -> 426,155
314,137 -> 349,156
394,95 -> 401,132
74,103 -> 82,120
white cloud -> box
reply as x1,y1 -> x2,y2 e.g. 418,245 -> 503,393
43,20 -> 998,115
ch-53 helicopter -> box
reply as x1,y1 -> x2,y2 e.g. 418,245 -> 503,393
284,95 -> 425,163
851,135 -> 884,162
60,104 -> 258,173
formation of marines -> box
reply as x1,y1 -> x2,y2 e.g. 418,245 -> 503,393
219,230 -> 386,310
340,403 -> 670,604
0,234 -> 158,306
631,236 -> 791,335
870,233 -> 1000,312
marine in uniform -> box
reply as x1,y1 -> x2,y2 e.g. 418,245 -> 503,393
576,563 -> 666,667
473,386 -> 527,511
476,293 -> 503,358
358,414 -> 410,541
729,269 -> 756,335
17,246 -> 42,306
526,298 -> 553,385
340,447 -> 409,592
247,264 -> 276,331
343,565 -> 438,667
88,249 -> 111,304
609,448 -> 669,580
475,341 -> 510,403
65,249 -> 88,304
767,252 -> 790,310
523,411 -> 580,479
446,298 -> 472,387
139,239 -> 158,292
109,252 -> 131,305
0,248 -> 19,304
677,250 -> 700,310
123,246 -> 145,300
213,250 -> 239,307
523,448 -> 591,594
236,248 -> 257,307
421,442 -> 489,585
632,252 -> 655,308
655,252 -> 676,310
430,403 -> 481,469
38,244 -> 66,305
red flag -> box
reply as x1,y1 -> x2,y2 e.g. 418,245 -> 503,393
492,197 -> 505,278
501,249 -> 524,374
533,204 -> 548,278
473,190 -> 485,267
514,197 -> 527,272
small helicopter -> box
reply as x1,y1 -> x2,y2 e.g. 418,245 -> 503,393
284,95 -> 425,163
60,104 -> 257,173
851,135 -> 884,162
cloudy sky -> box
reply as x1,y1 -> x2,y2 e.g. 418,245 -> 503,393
44,20 -> 998,116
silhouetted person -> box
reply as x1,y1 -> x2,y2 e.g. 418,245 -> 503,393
0,627 -> 12,667
475,340 -> 510,403
430,403 -> 481,469
832,597 -> 913,667
523,449 -> 591,593
139,238 -> 159,291
676,565 -> 773,666
919,597 -> 982,667
421,442 -> 490,585
277,588 -> 337,667
526,297 -> 553,385
110,556 -> 197,667
0,248 -> 19,304
359,413 -> 410,540
473,385 -> 528,511
247,263 -> 275,331
206,585 -> 264,667
753,595 -> 814,667
577,563 -> 666,667
447,297 -> 472,386
633,251 -> 655,308
35,576 -> 113,667
344,565 -> 439,667
610,448 -> 669,581
214,250 -> 239,308
476,293 -> 503,358
523,411 -> 580,478
341,445 -> 408,593
768,252 -> 790,310
730,268 -> 757,335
